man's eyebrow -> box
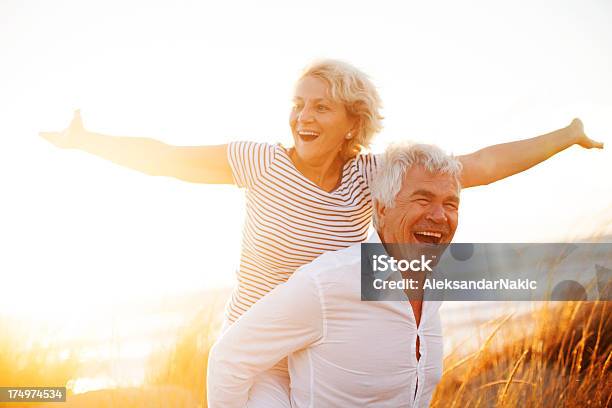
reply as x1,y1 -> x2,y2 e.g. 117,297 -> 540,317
410,189 -> 460,203
410,189 -> 435,198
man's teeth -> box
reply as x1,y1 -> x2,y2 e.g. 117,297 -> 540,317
415,231 -> 442,238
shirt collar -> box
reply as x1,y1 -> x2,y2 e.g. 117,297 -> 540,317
363,228 -> 444,309
365,226 -> 383,244
363,229 -> 405,298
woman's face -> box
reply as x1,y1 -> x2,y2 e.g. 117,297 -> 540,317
289,76 -> 356,165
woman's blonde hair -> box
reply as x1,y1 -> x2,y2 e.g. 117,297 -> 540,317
298,59 -> 384,159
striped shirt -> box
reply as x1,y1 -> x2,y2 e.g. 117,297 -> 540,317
225,141 -> 379,322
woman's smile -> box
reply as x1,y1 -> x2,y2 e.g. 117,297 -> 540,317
296,129 -> 321,142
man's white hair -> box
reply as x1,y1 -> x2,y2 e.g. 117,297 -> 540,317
371,142 -> 463,228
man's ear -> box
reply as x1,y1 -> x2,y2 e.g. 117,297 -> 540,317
373,199 -> 386,227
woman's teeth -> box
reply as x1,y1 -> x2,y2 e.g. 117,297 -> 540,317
298,130 -> 320,142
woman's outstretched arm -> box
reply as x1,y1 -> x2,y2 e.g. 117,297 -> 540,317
458,118 -> 603,188
40,110 -> 234,184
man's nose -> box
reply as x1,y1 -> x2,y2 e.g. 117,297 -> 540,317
426,204 -> 447,224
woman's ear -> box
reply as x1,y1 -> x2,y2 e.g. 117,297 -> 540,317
349,117 -> 361,140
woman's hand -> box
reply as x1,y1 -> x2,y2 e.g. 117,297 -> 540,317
459,118 -> 604,188
568,118 -> 604,149
38,110 -> 234,184
40,109 -> 87,149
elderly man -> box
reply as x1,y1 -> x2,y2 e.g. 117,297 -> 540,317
207,142 -> 462,408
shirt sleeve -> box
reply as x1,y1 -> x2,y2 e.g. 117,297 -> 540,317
226,141 -> 276,189
207,267 -> 324,408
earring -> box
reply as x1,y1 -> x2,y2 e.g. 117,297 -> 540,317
346,132 -> 353,140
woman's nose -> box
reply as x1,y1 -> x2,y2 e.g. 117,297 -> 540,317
297,106 -> 315,123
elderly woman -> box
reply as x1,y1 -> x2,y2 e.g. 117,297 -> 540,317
41,59 -> 602,406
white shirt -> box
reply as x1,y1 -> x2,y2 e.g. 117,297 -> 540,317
208,232 -> 444,408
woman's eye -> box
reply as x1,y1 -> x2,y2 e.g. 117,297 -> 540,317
444,202 -> 458,210
415,199 -> 429,205
317,105 -> 329,112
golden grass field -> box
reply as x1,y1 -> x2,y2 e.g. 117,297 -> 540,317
432,301 -> 610,407
1,298 -> 610,407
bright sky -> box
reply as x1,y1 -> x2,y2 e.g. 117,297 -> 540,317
1,0 -> 611,319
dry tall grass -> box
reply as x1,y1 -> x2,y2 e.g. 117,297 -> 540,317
431,301 -> 611,407
145,294 -> 225,407
0,318 -> 79,407
144,300 -> 610,407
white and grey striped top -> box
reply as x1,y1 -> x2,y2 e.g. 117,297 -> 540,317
225,141 -> 379,323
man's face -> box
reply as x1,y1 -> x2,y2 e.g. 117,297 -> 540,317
375,165 -> 460,246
